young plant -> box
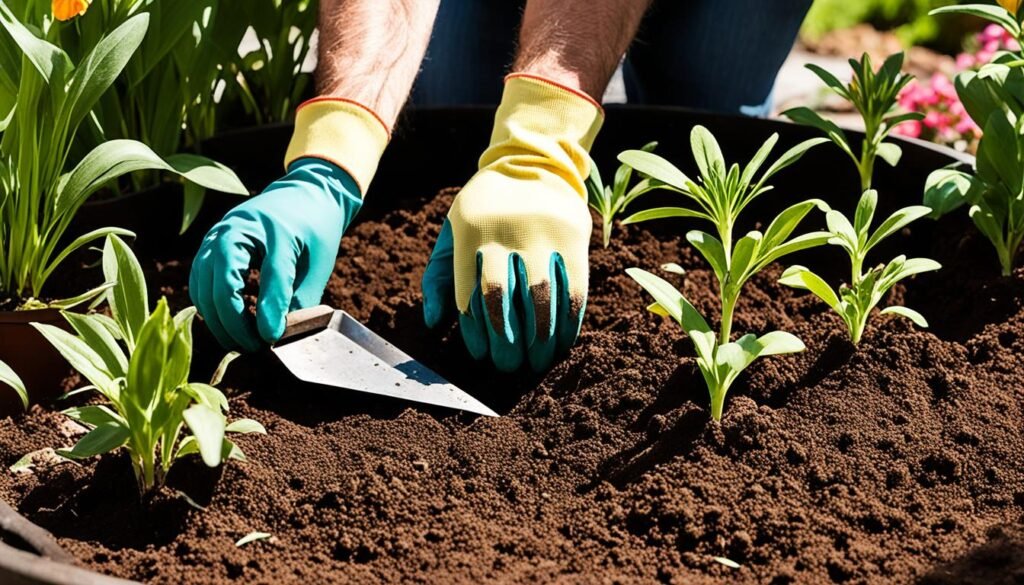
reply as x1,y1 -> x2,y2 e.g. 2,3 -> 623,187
925,3 -> 1024,275
32,235 -> 264,495
0,5 -> 245,303
586,141 -> 660,247
779,190 -> 940,343
783,52 -> 923,192
621,126 -> 831,420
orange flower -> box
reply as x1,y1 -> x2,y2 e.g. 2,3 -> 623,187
998,0 -> 1021,14
52,0 -> 90,21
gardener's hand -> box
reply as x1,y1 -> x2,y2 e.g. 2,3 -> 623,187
191,99 -> 389,351
421,75 -> 604,372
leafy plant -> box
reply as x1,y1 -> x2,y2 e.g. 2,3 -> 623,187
779,190 -> 940,343
32,235 -> 265,495
0,4 -> 245,302
586,141 -> 660,247
783,52 -> 923,192
925,3 -> 1024,275
620,126 -> 831,420
219,0 -> 318,126
42,0 -> 250,233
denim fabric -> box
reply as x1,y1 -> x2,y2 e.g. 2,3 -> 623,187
410,0 -> 812,117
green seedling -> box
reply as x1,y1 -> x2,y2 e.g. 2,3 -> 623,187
621,126 -> 831,420
925,5 -> 1024,275
586,141 -> 660,247
780,190 -> 940,343
32,236 -> 264,495
0,6 -> 246,302
783,52 -> 922,192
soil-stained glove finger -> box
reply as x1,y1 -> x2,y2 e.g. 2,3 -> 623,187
478,250 -> 526,372
422,219 -> 456,329
525,253 -> 560,372
459,280 -> 489,360
190,237 -> 236,351
212,238 -> 261,353
554,254 -> 586,356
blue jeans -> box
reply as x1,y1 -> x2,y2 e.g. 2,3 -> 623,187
411,0 -> 812,117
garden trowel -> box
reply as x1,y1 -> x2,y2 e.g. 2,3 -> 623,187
271,305 -> 498,417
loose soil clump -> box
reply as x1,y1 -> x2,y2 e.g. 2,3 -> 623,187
1,189 -> 1023,584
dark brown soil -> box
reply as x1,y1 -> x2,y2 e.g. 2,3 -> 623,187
2,188 -> 1024,584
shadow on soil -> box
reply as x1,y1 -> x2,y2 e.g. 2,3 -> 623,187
917,524 -> 1024,585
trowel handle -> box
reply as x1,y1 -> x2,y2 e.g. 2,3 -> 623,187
280,305 -> 336,343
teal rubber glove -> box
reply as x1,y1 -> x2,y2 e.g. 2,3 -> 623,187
422,219 -> 587,373
190,158 -> 362,352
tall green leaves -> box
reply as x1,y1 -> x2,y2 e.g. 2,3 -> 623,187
780,190 -> 940,343
621,126 -> 828,421
32,236 -> 264,495
0,359 -> 27,409
0,4 -> 246,301
925,6 -> 1024,275
783,52 -> 922,192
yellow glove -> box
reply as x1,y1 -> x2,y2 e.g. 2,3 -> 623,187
421,74 -> 604,372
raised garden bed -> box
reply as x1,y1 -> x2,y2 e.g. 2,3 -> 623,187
2,107 -> 1022,584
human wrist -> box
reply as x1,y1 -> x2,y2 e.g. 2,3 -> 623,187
284,98 -> 390,197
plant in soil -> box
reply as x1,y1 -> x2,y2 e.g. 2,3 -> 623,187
31,235 -> 265,495
586,141 -> 660,247
620,126 -> 831,420
779,189 -> 940,343
783,52 -> 923,192
924,3 -> 1024,275
0,5 -> 245,304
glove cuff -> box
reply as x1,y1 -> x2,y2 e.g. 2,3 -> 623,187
284,98 -> 390,196
480,74 -> 605,199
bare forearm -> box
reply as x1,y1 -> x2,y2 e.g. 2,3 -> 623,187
515,0 -> 652,100
316,0 -> 440,126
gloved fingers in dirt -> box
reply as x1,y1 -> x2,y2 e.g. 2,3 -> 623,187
477,250 -> 527,372
524,253 -> 584,372
190,224 -> 263,353
422,219 -> 457,329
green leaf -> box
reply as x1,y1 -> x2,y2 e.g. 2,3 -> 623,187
729,232 -> 762,284
0,359 -> 27,410
806,63 -> 851,99
41,228 -> 135,287
235,532 -> 272,547
761,199 -> 829,251
690,125 -> 726,180
61,312 -> 128,378
621,206 -> 710,225
210,352 -> 240,386
876,142 -> 903,167
57,422 -> 129,459
826,210 -> 858,245
184,383 -> 230,412
31,323 -> 114,391
779,265 -> 841,310
164,153 -> 249,195
781,107 -> 850,156
755,331 -> 806,356
686,231 -> 728,282
48,281 -> 117,311
625,268 -> 712,336
739,133 -> 779,188
617,150 -> 690,190
183,404 -> 227,467
880,306 -> 929,328
62,405 -> 125,428
226,418 -> 267,434
661,263 -> 686,275
930,5 -> 1021,36
180,182 -> 207,235
865,206 -> 932,251
757,136 -> 832,184
61,14 -> 150,136
103,235 -> 148,348
0,0 -> 69,83
854,190 -> 878,237
756,231 -> 833,268
924,168 -> 976,218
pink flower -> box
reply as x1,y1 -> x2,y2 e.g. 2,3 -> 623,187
956,53 -> 976,70
895,120 -> 923,138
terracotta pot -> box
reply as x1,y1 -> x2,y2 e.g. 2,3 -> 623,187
0,308 -> 70,418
